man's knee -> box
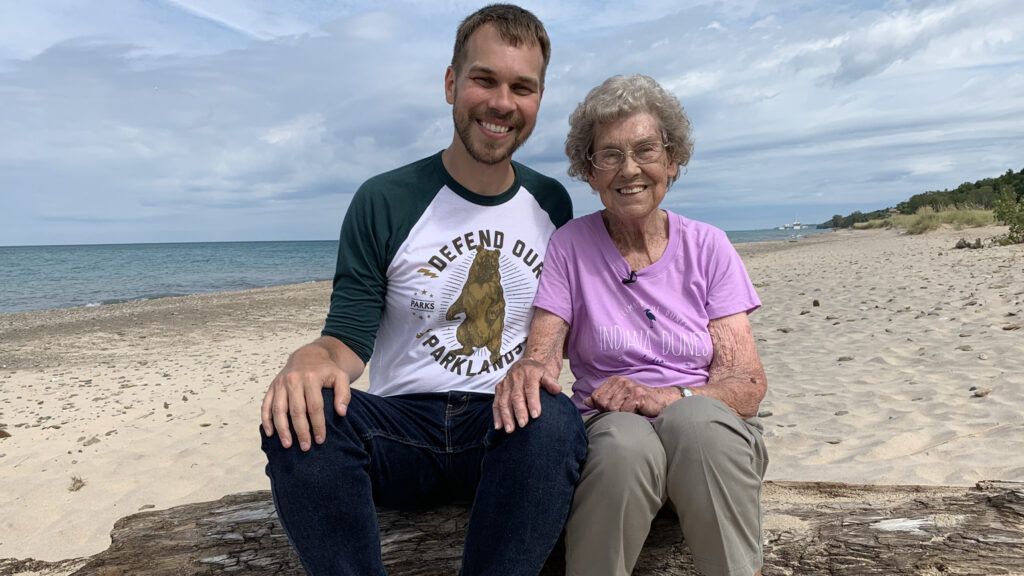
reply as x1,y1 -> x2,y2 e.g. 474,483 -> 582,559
499,392 -> 585,461
260,388 -> 362,468
530,392 -> 585,440
261,424 -> 330,490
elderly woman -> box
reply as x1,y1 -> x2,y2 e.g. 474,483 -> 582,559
494,74 -> 768,576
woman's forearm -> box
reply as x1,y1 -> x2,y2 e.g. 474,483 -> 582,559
701,313 -> 767,418
523,308 -> 570,378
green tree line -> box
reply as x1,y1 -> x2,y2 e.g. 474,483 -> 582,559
822,168 -> 1024,229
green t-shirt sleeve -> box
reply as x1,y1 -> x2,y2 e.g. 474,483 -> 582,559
320,155 -> 442,363
320,183 -> 389,363
514,161 -> 573,228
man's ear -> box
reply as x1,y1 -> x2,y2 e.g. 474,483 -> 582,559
445,66 -> 456,105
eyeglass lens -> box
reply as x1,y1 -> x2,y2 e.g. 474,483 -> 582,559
591,143 -> 664,169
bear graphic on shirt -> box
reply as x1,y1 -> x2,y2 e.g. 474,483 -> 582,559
446,246 -> 505,365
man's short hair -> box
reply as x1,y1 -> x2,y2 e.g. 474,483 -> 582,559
451,4 -> 551,84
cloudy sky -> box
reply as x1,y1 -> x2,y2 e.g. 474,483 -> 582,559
1,0 -> 1022,246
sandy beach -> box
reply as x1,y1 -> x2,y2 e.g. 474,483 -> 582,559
1,225 -> 1022,565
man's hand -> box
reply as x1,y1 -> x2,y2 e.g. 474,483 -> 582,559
584,376 -> 678,417
493,358 -> 562,433
261,343 -> 353,451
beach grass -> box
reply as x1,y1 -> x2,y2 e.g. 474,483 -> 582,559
852,219 -> 891,230
853,207 -> 996,235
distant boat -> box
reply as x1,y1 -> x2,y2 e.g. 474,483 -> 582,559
777,218 -> 807,230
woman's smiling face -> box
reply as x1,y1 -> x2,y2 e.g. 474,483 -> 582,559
588,112 -> 678,224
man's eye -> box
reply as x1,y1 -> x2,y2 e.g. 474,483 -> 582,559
473,77 -> 495,87
513,86 -> 535,95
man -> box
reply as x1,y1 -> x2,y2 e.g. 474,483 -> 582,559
259,5 -> 586,575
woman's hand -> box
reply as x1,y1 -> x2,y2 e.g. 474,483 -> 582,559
494,358 -> 561,433
585,376 -> 679,417
492,308 -> 570,433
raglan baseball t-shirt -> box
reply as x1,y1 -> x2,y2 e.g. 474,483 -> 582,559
532,210 -> 760,414
322,151 -> 572,397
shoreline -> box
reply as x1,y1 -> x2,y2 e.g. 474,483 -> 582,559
0,228 -> 830,316
0,233 -> 828,318
0,278 -> 335,317
1,225 -> 1022,563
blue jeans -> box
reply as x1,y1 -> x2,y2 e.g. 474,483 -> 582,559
261,388 -> 587,576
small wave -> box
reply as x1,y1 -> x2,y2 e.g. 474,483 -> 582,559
99,292 -> 189,306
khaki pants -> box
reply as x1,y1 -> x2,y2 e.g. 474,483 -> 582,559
565,396 -> 768,576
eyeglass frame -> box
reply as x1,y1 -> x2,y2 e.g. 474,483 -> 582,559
587,141 -> 672,171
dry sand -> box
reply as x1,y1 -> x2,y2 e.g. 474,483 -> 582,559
0,225 -> 1022,564
739,226 -> 1023,486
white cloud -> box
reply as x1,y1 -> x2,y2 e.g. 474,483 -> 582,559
754,34 -> 849,73
904,158 -> 956,176
344,11 -> 402,41
161,0 -> 276,40
261,114 -> 327,146
663,71 -> 722,98
828,0 -> 1018,84
1,0 -> 1022,244
750,15 -> 779,30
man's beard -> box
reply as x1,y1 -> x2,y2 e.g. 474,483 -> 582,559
453,109 -> 531,166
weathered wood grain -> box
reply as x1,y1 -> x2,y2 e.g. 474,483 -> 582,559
3,481 -> 1021,575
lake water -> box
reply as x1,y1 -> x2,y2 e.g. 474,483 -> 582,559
0,228 -> 827,313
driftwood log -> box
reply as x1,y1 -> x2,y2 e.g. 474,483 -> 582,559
2,481 -> 1021,575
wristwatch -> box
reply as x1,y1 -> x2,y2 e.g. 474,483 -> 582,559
676,386 -> 694,398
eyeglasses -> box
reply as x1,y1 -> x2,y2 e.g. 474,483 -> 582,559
588,142 -> 670,171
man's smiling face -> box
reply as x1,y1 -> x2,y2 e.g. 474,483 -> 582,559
446,24 -> 544,166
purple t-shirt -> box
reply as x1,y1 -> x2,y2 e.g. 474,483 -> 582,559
533,211 -> 761,414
